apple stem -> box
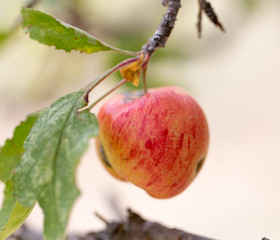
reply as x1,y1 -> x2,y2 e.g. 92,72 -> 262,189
87,79 -> 128,110
142,65 -> 148,94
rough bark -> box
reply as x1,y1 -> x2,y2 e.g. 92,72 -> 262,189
142,0 -> 182,55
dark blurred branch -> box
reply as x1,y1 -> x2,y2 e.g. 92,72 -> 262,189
9,209 -> 216,240
26,0 -> 41,8
197,0 -> 225,38
86,209 -> 216,240
8,225 -> 43,240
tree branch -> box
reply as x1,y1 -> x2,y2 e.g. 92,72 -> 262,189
142,0 -> 181,56
142,0 -> 225,56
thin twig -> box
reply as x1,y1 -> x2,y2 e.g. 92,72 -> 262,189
197,0 -> 225,38
26,0 -> 41,8
87,79 -> 127,110
197,0 -> 203,38
95,212 -> 110,225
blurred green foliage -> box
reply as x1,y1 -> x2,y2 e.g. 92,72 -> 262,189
238,0 -> 261,10
0,0 -> 264,100
0,33 -> 7,44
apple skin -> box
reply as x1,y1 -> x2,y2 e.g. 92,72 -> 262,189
97,86 -> 209,199
95,135 -> 125,181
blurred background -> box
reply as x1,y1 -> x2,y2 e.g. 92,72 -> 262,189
1,0 -> 280,239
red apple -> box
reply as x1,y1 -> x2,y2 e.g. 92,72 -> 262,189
97,86 -> 209,198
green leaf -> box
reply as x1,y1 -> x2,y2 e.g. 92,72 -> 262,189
21,8 -> 137,55
0,111 -> 43,183
0,111 -> 42,240
14,91 -> 99,240
0,181 -> 34,240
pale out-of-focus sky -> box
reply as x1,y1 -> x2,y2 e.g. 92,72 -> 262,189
0,1 -> 280,239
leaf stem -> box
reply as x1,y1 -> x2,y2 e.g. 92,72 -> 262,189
82,55 -> 140,94
108,46 -> 139,56
87,79 -> 128,110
